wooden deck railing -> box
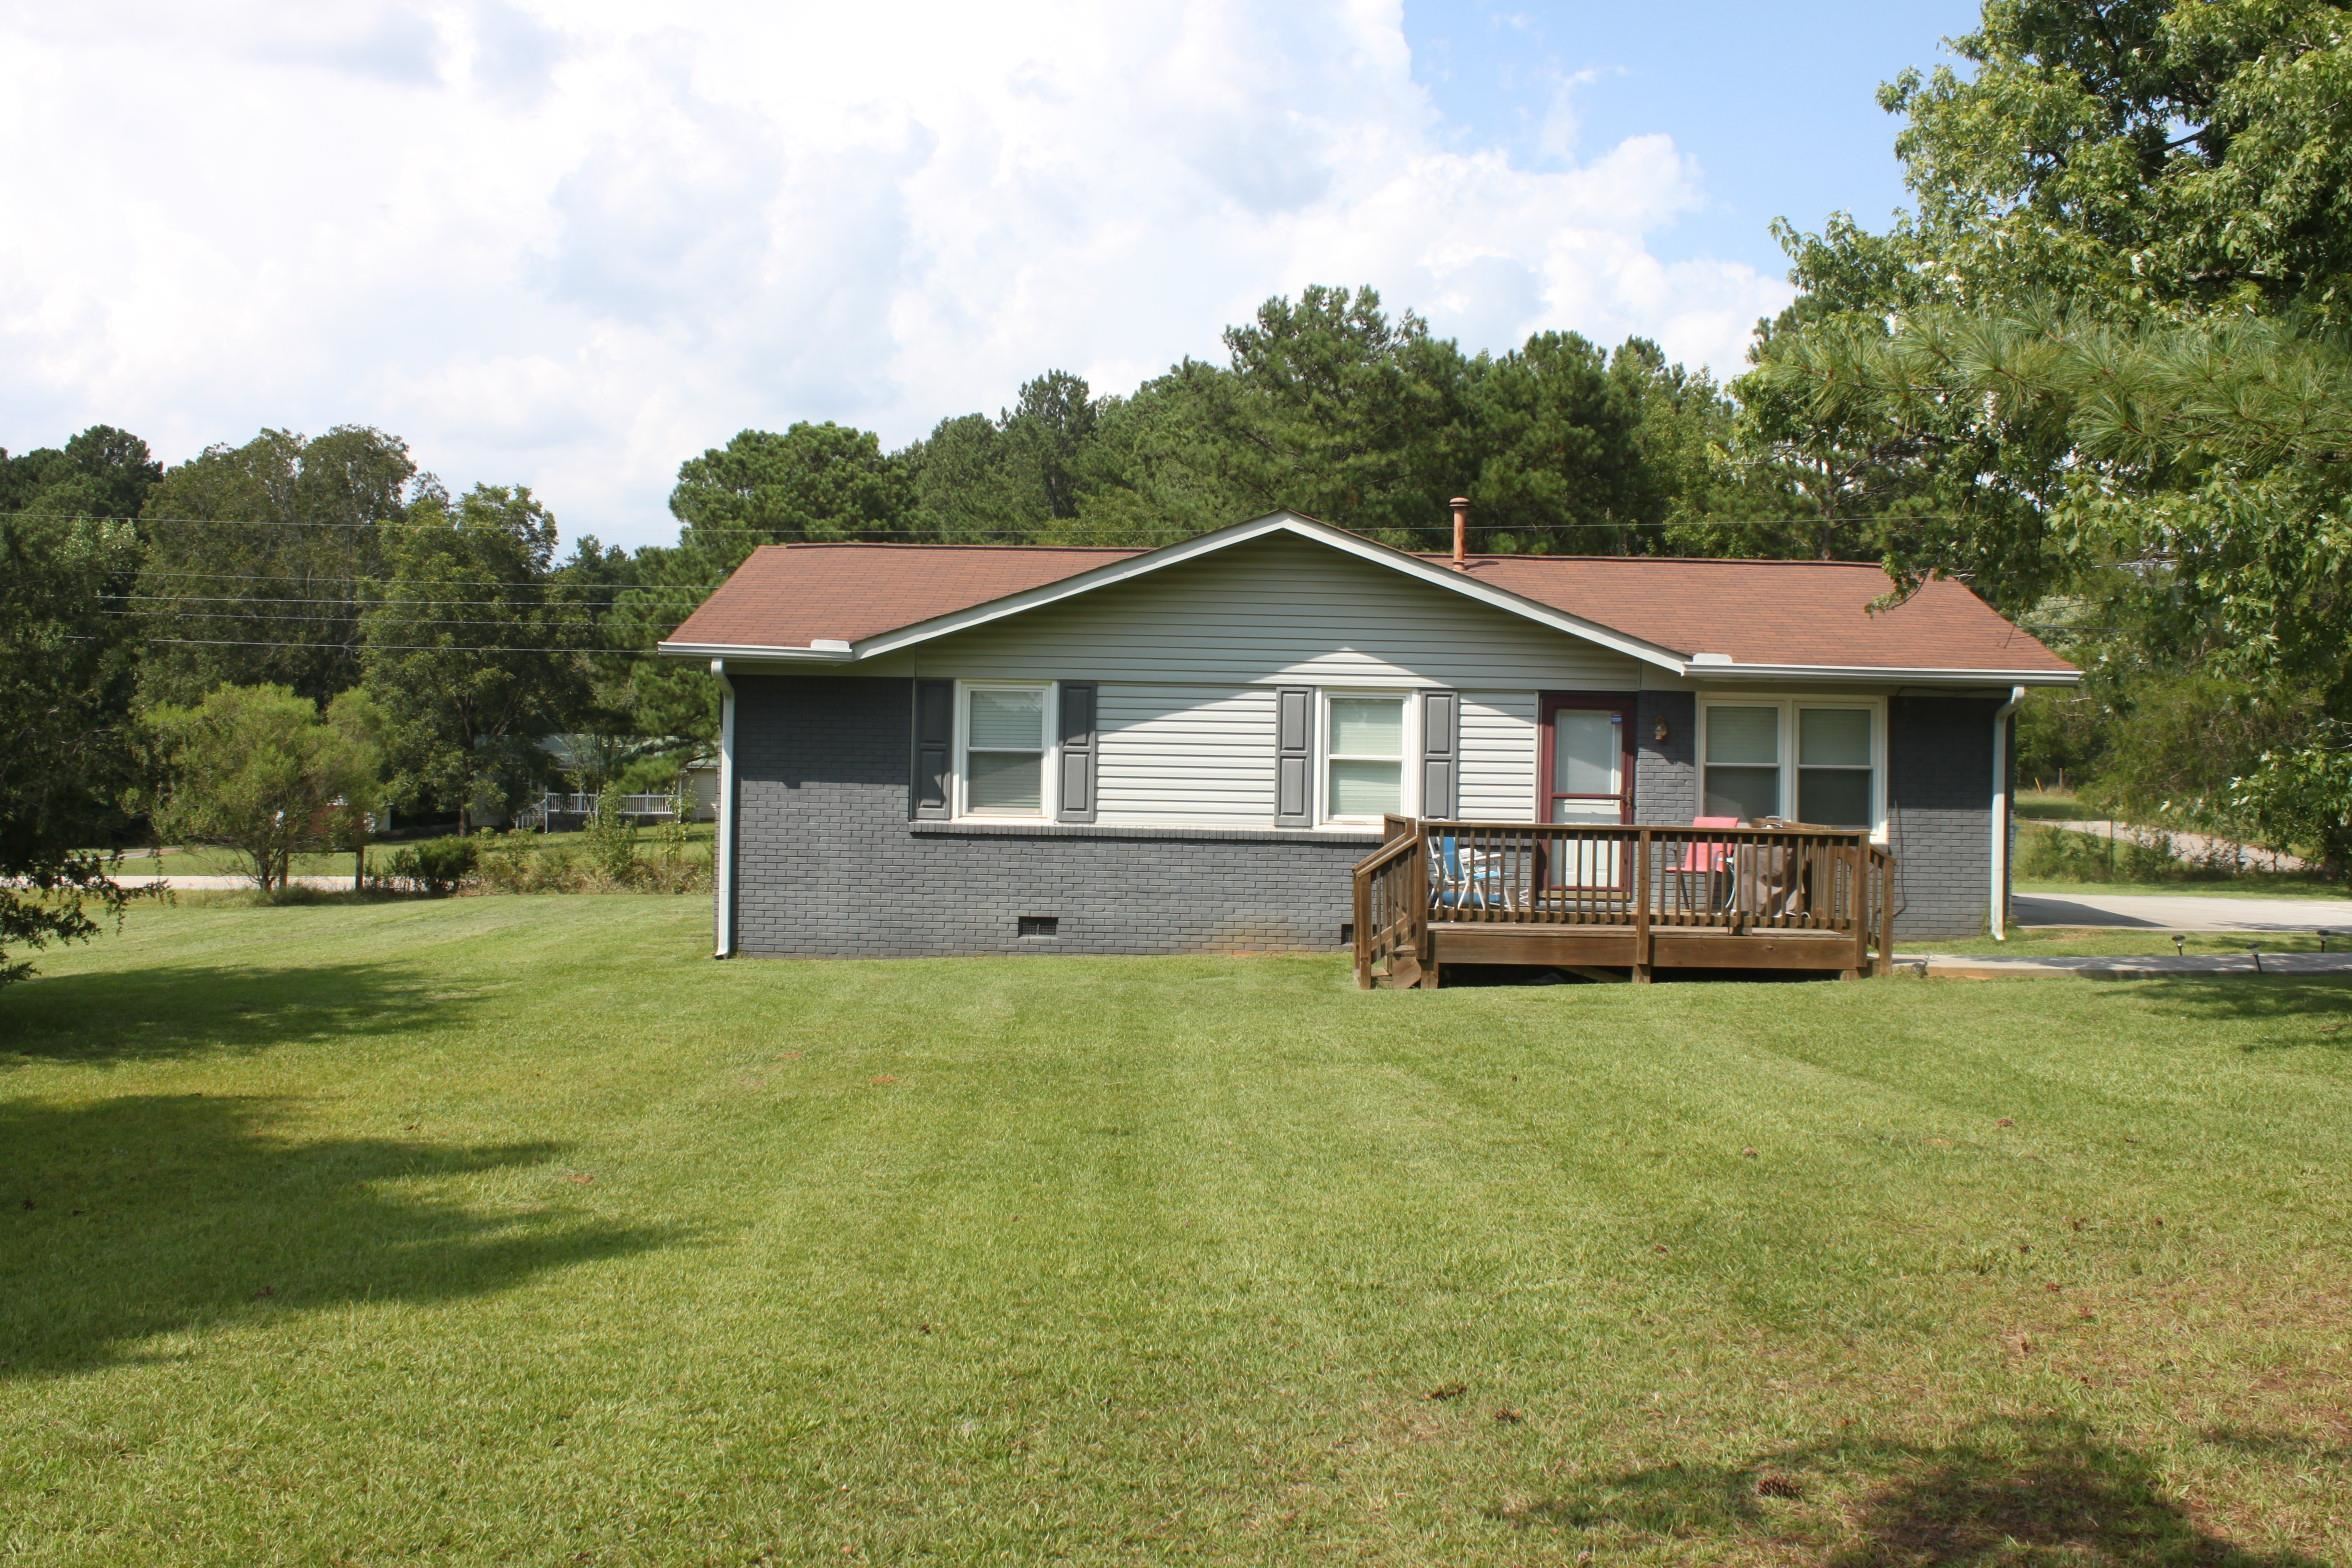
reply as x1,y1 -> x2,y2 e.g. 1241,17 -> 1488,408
1352,820 -> 1896,988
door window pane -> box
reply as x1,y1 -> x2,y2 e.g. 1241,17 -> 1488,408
1799,707 -> 1871,767
1798,768 -> 1871,827
1551,710 -> 1619,795
1704,705 -> 1779,765
1704,765 -> 1780,821
1328,758 -> 1401,817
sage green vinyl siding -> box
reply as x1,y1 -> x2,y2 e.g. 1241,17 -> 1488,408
1095,685 -> 1277,826
867,534 -> 1641,690
1459,692 -> 1539,820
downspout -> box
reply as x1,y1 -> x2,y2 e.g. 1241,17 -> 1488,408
1989,685 -> 2025,941
713,658 -> 737,959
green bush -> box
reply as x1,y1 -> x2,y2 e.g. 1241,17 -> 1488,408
383,835 -> 477,897
583,786 -> 638,887
2016,822 -> 2223,884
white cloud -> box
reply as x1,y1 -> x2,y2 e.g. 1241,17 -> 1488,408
0,0 -> 1792,547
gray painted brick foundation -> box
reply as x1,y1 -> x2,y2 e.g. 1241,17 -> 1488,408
725,675 -> 2003,956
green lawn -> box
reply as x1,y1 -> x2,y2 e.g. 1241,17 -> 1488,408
2015,788 -> 2102,822
1929,928 -> 2340,958
101,822 -> 716,882
6,901 -> 2349,1565
2016,873 -> 2347,901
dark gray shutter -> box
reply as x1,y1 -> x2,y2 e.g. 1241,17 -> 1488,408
1421,689 -> 1459,819
1057,682 -> 1097,823
1274,686 -> 1312,827
910,678 -> 953,820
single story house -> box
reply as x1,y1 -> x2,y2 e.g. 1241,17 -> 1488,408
660,511 -> 2077,976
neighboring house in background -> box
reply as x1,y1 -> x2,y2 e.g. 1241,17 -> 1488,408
659,512 -> 2078,967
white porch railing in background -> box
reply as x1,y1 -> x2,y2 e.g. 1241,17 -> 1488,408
512,792 -> 683,831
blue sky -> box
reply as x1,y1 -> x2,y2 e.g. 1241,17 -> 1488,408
1405,0 -> 1977,278
2,2 -> 1981,548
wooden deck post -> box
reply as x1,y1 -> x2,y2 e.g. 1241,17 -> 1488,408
1409,830 -> 1436,989
1876,847 -> 1897,977
1844,842 -> 1868,980
1352,856 -> 1373,990
1632,828 -> 1653,983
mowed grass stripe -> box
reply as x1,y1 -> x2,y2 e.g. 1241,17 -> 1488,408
3,897 -> 2347,1564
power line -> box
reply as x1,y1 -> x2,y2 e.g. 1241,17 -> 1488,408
101,609 -> 610,631
106,635 -> 674,659
122,567 -> 727,590
101,591 -> 679,609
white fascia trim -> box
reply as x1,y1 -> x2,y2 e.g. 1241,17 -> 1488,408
658,640 -> 854,663
1694,662 -> 2081,687
845,513 -> 1691,673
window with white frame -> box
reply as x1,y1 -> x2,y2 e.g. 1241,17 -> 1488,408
1700,698 -> 1883,832
961,683 -> 1050,817
1323,692 -> 1407,823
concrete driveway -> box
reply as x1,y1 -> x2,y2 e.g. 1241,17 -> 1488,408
2016,890 -> 2352,934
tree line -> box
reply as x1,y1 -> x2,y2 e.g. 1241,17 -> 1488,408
6,0 -> 2349,986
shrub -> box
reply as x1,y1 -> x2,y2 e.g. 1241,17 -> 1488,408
637,814 -> 708,895
2016,822 -> 2231,885
583,785 -> 638,888
383,835 -> 477,897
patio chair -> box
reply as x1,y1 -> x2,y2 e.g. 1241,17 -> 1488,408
1431,832 -> 1516,913
1665,815 -> 1741,916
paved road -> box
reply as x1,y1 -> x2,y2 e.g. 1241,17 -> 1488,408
2016,889 -> 2352,933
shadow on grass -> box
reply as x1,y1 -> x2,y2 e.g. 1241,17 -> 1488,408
4,960 -> 482,1065
0,1094 -> 678,1380
2129,976 -> 2352,1042
1494,1416 -> 2325,1565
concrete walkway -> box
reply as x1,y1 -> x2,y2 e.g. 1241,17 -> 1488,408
2015,890 -> 2352,933
1896,950 -> 2352,979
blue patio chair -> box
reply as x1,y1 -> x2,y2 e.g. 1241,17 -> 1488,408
1431,832 -> 1516,912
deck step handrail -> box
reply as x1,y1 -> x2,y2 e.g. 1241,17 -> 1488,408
1352,819 -> 1897,987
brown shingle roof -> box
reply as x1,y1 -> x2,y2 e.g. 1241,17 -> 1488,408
667,543 -> 1145,650
664,533 -> 2074,677
1434,554 -> 2075,673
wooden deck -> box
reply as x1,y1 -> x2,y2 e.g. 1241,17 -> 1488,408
1352,818 -> 1896,989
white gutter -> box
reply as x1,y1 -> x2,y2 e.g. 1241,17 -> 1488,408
1989,685 -> 2026,941
1689,662 -> 2080,687
713,659 -> 737,960
659,639 -> 852,662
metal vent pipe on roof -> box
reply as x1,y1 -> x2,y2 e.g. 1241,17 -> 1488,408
1450,495 -> 1470,567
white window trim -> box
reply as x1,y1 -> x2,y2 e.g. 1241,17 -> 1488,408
1317,688 -> 1418,827
1696,693 -> 1888,840
953,679 -> 1058,821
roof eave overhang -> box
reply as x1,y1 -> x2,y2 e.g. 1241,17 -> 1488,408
657,640 -> 853,664
664,512 -> 1692,673
1691,661 -> 2080,687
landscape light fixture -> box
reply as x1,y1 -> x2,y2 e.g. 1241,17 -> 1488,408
2172,934 -> 2186,957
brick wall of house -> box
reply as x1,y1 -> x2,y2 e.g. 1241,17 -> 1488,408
727,675 -> 1372,957
723,675 -> 2002,956
1888,694 -> 2005,940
